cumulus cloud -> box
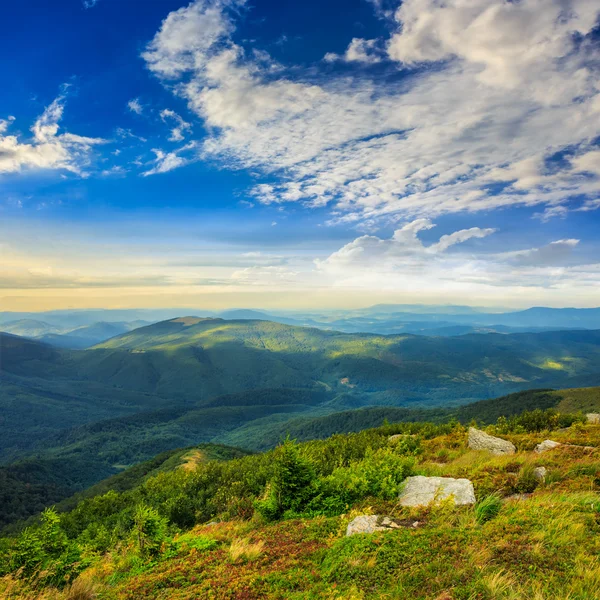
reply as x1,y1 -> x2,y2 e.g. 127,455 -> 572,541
141,0 -> 600,224
314,220 -> 599,298
0,97 -> 105,175
315,219 -> 495,270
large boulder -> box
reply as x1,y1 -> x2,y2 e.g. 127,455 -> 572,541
586,413 -> 600,424
533,466 -> 547,481
535,440 -> 562,453
468,428 -> 516,455
346,515 -> 420,536
399,476 -> 476,507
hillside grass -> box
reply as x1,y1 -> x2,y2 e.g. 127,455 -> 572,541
3,413 -> 600,599
554,387 -> 600,413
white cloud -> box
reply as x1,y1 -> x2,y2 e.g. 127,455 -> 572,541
316,219 -> 495,270
160,108 -> 192,141
572,150 -> 600,176
0,97 -> 105,175
127,98 -> 144,114
142,0 -> 600,224
142,141 -> 197,176
83,0 -> 99,8
387,0 -> 599,100
142,0 -> 244,78
0,116 -> 15,134
314,219 -> 599,299
324,38 -> 381,64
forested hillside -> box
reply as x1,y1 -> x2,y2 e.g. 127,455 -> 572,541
2,406 -> 600,599
1,385 -> 599,531
2,318 -> 600,530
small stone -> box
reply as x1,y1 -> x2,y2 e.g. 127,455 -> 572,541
535,440 -> 562,453
468,428 -> 516,455
586,413 -> 600,424
533,466 -> 547,481
399,476 -> 476,507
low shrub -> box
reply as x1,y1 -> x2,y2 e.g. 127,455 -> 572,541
475,494 -> 503,524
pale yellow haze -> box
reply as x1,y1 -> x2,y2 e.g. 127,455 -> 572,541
3,286 -> 599,312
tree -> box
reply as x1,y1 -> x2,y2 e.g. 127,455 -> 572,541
255,437 -> 315,520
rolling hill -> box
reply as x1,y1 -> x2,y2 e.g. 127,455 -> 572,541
3,319 -> 600,463
2,318 -> 600,530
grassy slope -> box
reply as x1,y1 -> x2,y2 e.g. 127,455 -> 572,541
4,419 -> 600,599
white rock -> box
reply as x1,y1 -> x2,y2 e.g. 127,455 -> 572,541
586,413 -> 600,424
468,428 -> 516,455
535,440 -> 562,454
399,476 -> 476,507
345,515 -> 420,536
533,466 -> 547,481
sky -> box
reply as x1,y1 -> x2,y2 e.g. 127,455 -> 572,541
1,0 -> 600,311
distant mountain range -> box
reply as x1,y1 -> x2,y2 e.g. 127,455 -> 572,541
3,305 -> 600,349
0,318 -> 151,349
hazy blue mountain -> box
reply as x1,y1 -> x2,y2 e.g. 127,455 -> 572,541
0,320 -> 59,338
36,321 -> 151,349
3,305 -> 600,338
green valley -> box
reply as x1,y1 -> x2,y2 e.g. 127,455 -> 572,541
2,318 -> 600,531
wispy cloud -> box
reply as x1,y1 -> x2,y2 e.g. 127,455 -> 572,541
127,98 -> 144,115
142,141 -> 197,176
160,109 -> 192,142
142,0 -> 600,224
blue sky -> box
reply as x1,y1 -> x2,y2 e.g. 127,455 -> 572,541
1,0 -> 599,311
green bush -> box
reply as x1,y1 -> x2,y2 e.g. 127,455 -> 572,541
495,409 -> 584,434
307,449 -> 415,516
8,508 -> 84,586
